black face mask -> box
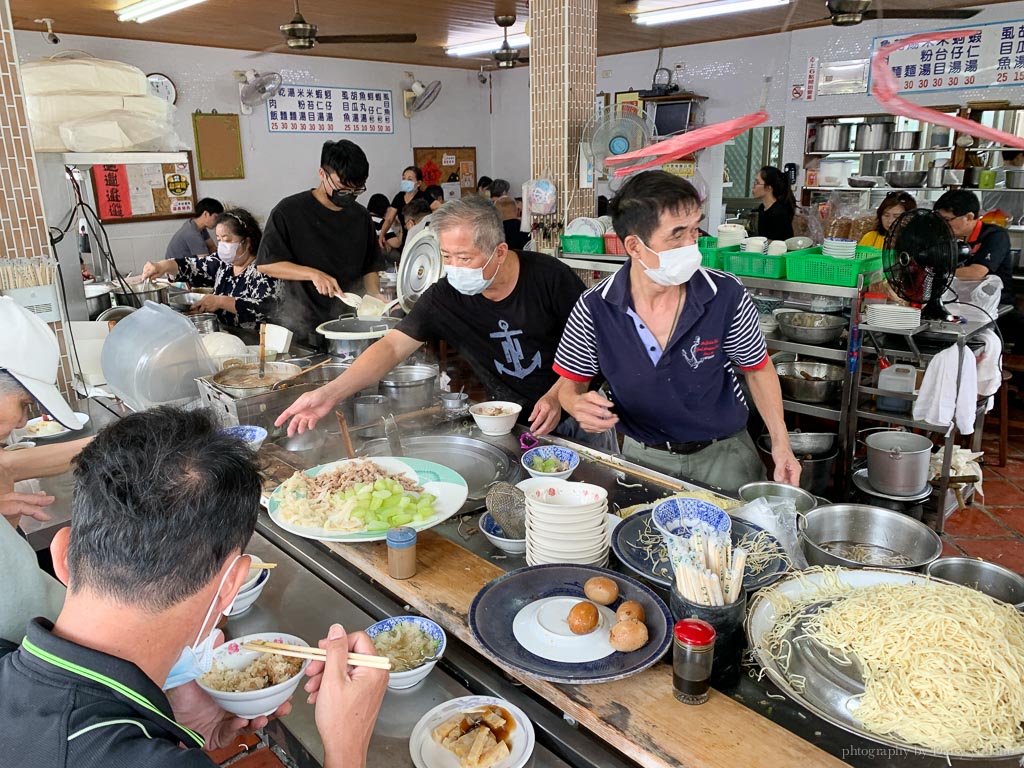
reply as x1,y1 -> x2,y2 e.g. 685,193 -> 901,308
330,189 -> 357,208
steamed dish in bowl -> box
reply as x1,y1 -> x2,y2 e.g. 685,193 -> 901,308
201,653 -> 302,693
371,619 -> 441,672
473,405 -> 514,417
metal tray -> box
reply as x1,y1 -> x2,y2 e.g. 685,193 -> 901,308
358,435 -> 522,505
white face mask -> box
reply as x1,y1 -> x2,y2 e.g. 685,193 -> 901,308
637,239 -> 702,286
217,241 -> 241,265
162,554 -> 241,690
446,249 -> 500,295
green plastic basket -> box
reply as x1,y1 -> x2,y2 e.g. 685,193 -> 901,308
785,246 -> 883,287
724,250 -> 786,279
560,234 -> 605,255
697,237 -> 740,271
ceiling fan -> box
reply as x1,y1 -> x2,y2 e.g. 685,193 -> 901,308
275,0 -> 417,50
824,0 -> 980,26
493,13 -> 528,69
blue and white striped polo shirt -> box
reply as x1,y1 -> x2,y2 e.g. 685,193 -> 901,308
553,264 -> 768,445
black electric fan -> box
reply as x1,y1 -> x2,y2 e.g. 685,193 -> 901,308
882,209 -> 959,322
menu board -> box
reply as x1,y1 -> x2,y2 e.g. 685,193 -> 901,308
871,19 -> 1024,94
267,84 -> 394,135
90,151 -> 198,224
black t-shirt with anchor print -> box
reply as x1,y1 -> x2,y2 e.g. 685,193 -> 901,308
397,250 -> 585,419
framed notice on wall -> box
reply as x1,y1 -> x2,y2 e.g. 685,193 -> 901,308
90,151 -> 199,224
413,147 -> 478,197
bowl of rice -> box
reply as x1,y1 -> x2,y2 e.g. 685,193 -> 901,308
365,616 -> 446,690
197,632 -> 309,718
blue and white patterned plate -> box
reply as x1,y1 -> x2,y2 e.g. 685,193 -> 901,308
267,457 -> 468,543
612,510 -> 787,592
651,497 -> 731,538
469,563 -> 671,684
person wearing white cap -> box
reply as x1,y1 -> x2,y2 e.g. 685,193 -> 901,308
0,296 -> 91,643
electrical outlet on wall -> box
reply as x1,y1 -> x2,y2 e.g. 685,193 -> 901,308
601,70 -> 612,79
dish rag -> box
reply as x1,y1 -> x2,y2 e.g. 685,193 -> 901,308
974,329 -> 1003,412
912,343 -> 978,435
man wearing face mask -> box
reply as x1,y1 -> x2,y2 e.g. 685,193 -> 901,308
257,140 -> 385,339
276,197 -> 615,450
555,171 -> 800,494
0,407 -> 388,767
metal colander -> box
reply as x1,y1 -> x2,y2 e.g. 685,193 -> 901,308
485,481 -> 526,540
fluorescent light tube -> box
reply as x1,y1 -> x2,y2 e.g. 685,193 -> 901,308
117,0 -> 209,23
633,0 -> 789,25
445,34 -> 530,57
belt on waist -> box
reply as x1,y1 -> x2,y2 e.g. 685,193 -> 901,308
642,435 -> 728,455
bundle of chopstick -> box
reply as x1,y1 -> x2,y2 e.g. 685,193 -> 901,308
241,639 -> 391,670
0,258 -> 57,290
671,528 -> 746,607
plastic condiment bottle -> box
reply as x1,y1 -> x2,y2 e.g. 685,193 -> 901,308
387,526 -> 417,579
673,618 -> 716,705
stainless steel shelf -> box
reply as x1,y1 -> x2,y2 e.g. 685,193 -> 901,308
802,186 -> 944,192
738,275 -> 861,298
855,404 -> 945,432
765,335 -> 847,361
781,399 -> 842,420
56,151 -> 189,165
804,149 -> 952,156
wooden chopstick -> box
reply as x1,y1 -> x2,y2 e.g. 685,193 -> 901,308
248,563 -> 277,570
241,640 -> 391,669
335,410 -> 356,459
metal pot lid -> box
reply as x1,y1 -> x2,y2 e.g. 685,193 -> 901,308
397,226 -> 443,312
96,305 -> 136,322
852,468 -> 931,502
316,316 -> 399,340
358,435 -> 520,502
380,363 -> 438,385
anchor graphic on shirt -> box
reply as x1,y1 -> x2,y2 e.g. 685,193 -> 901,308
680,335 -> 703,370
490,320 -> 542,379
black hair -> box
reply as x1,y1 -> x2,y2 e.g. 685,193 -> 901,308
321,140 -> 369,187
610,170 -> 702,243
67,407 -> 260,610
424,184 -> 444,202
215,208 -> 262,255
758,166 -> 796,210
488,178 -> 510,198
403,198 -> 432,224
403,165 -> 424,182
367,193 -> 390,218
597,195 -> 610,217
196,198 -> 224,217
934,189 -> 980,218
1002,149 -> 1024,163
875,192 -> 917,234
477,175 -> 493,190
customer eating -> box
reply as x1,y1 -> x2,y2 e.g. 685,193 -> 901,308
377,165 -> 430,250
554,170 -> 800,494
0,407 -> 387,766
858,191 -> 917,250
142,208 -> 280,329
276,196 -> 615,450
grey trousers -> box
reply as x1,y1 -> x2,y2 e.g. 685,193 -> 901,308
622,429 -> 766,496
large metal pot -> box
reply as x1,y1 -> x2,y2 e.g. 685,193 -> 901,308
865,430 -> 932,496
854,122 -> 891,151
964,166 -> 987,188
775,312 -> 846,345
926,557 -> 1024,608
800,503 -> 942,571
187,313 -> 220,334
888,131 -> 920,150
776,361 -> 844,403
210,361 -> 302,398
316,316 -> 400,358
84,283 -> 113,319
1006,169 -> 1024,189
813,121 -> 851,152
112,280 -> 169,308
380,364 -> 438,412
757,435 -> 837,497
738,481 -> 818,513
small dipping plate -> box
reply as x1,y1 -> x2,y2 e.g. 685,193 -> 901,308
512,597 -> 616,663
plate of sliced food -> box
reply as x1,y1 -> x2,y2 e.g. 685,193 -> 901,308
409,695 -> 534,768
267,457 -> 468,542
23,413 -> 89,439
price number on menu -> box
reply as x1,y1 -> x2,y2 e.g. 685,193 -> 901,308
901,74 -> 976,91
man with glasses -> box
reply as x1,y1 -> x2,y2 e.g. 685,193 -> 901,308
258,140 -> 384,338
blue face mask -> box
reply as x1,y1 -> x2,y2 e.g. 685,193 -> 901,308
400,179 -> 416,193
445,249 -> 500,296
163,555 -> 241,690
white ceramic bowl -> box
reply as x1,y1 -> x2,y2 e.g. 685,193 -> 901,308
469,401 -> 522,436
365,616 -> 447,690
222,425 -> 268,451
225,556 -> 270,616
518,479 -> 609,510
197,632 -> 309,719
479,511 -> 526,554
525,512 -> 607,536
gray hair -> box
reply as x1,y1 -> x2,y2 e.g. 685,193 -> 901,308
430,196 -> 505,255
0,371 -> 25,398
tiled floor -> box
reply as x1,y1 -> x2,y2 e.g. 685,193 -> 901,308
940,435 -> 1024,575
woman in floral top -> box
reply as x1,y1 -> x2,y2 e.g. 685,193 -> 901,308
142,208 -> 280,329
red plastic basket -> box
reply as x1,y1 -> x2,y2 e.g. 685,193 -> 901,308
603,232 -> 628,255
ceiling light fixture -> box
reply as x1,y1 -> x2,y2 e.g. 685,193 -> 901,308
116,0 -> 209,24
445,33 -> 530,57
632,0 -> 789,25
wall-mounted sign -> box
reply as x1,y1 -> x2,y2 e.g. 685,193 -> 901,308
791,83 -> 806,100
871,20 -> 1024,94
804,57 -> 819,101
818,59 -> 869,95
267,84 -> 394,134
442,153 -> 456,166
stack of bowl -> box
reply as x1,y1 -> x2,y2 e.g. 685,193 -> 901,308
518,479 -> 609,566
716,223 -> 746,248
225,554 -> 271,616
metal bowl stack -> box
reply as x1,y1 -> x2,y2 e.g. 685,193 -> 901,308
883,171 -> 927,188
775,312 -> 846,345
775,361 -> 844,403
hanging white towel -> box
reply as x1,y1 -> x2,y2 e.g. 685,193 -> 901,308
913,344 -> 978,435
974,329 -> 1003,412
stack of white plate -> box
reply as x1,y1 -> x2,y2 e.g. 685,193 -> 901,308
518,479 -> 610,567
716,223 -> 746,248
822,238 -> 858,259
565,217 -> 604,237
865,304 -> 922,329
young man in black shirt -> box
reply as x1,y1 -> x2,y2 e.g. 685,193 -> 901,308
257,140 -> 385,339
276,196 -> 611,449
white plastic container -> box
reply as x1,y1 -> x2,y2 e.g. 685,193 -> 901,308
819,159 -> 853,187
877,364 -> 916,414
